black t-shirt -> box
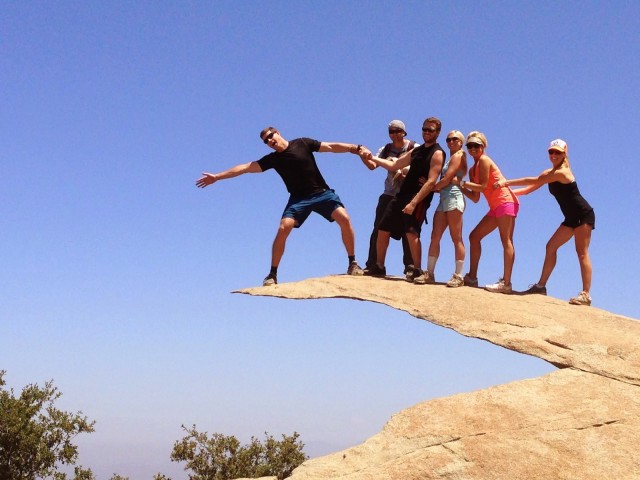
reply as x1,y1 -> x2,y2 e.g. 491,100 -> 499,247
257,138 -> 330,197
397,142 -> 446,200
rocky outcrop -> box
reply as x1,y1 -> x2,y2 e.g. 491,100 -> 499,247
235,275 -> 640,479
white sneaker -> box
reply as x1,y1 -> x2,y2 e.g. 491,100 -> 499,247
484,278 -> 512,294
414,271 -> 435,285
446,273 -> 464,288
569,291 -> 592,306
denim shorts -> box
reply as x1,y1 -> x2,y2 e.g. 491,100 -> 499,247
436,191 -> 465,213
282,189 -> 344,228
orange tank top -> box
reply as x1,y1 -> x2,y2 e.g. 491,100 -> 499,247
470,162 -> 518,210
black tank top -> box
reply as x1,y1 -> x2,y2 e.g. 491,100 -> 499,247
548,181 -> 593,220
397,143 -> 445,200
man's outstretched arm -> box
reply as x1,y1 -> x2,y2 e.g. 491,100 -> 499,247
317,142 -> 375,169
195,161 -> 262,188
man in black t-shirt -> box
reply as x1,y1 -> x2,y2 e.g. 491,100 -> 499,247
196,126 -> 373,286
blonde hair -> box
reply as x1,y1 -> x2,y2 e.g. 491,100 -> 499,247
447,130 -> 465,142
466,131 -> 487,147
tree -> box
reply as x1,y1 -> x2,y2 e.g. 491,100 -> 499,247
0,370 -> 96,480
170,426 -> 307,480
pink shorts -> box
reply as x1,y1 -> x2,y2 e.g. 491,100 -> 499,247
487,202 -> 519,218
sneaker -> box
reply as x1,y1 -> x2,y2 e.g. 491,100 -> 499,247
263,273 -> 277,286
363,263 -> 386,277
524,284 -> 547,295
446,273 -> 464,288
347,261 -> 364,276
463,273 -> 478,287
406,268 -> 421,282
414,271 -> 435,285
569,291 -> 592,306
485,278 -> 512,294
403,264 -> 415,275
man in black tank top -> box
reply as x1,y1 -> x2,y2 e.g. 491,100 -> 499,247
195,126 -> 374,286
364,117 -> 445,282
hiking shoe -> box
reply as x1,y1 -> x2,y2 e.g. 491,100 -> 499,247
363,263 -> 386,277
414,271 -> 435,285
485,278 -> 512,294
347,261 -> 364,276
569,291 -> 592,306
524,284 -> 547,295
403,264 -> 415,275
406,268 -> 421,282
463,273 -> 478,287
446,273 -> 464,288
263,273 -> 277,286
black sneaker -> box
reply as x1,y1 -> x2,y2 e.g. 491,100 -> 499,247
347,261 -> 364,276
524,284 -> 547,295
463,273 -> 478,287
403,264 -> 415,275
406,268 -> 422,282
363,264 -> 386,277
263,273 -> 277,286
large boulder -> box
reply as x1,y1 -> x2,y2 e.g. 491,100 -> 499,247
235,275 -> 640,479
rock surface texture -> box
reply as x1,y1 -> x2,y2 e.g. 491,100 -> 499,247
236,275 -> 640,479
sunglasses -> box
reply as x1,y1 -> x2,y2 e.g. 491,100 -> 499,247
548,149 -> 564,155
388,129 -> 404,134
466,144 -> 482,149
446,137 -> 460,143
263,130 -> 276,144
422,127 -> 437,133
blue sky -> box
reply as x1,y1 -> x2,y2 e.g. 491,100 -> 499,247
2,1 -> 639,478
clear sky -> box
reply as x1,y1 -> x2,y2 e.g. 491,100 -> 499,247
2,1 -> 639,478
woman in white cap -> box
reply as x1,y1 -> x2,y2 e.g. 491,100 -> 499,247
455,131 -> 519,293
494,139 -> 595,306
419,130 -> 467,287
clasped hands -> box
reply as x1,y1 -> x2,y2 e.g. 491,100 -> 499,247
356,146 -> 376,170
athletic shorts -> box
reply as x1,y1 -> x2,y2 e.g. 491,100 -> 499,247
487,202 -> 519,218
562,208 -> 596,230
282,189 -> 344,228
378,195 -> 431,238
436,191 -> 465,213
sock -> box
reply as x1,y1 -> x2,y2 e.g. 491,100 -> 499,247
270,266 -> 278,276
455,260 -> 464,276
427,256 -> 438,274
348,255 -> 356,264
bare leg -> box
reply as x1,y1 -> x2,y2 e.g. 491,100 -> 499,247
406,231 -> 422,270
446,209 -> 465,262
468,215 -> 497,279
427,210 -> 448,260
331,207 -> 356,257
495,214 -> 516,284
271,217 -> 296,267
538,225 -> 573,286
573,223 -> 593,293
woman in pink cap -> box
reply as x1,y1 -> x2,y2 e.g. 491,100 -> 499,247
495,139 -> 595,306
456,131 -> 519,293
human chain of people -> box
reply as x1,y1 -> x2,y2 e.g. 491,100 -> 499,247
195,118 -> 595,307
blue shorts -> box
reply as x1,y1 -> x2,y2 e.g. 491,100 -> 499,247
282,189 -> 344,228
436,190 -> 465,213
